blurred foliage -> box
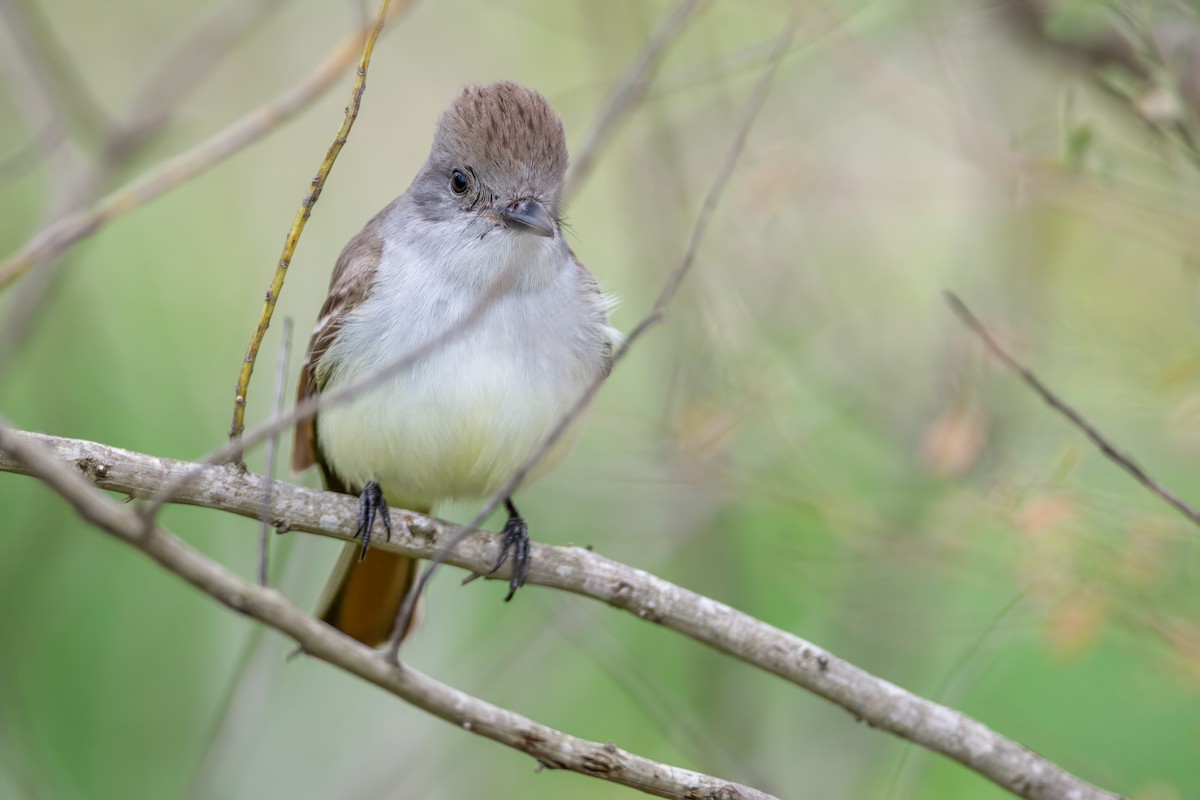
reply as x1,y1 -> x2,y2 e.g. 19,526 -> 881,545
2,0 -> 1200,798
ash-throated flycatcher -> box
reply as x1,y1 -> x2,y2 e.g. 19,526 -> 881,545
293,81 -> 619,646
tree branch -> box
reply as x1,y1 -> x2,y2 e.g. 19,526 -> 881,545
227,0 -> 401,449
0,424 -> 775,800
0,428 -> 1124,800
946,291 -> 1200,530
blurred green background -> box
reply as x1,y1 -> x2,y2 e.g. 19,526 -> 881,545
2,0 -> 1199,798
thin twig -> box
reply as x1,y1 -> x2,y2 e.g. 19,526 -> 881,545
0,1 -> 415,291
259,317 -> 292,586
226,0 -> 399,453
387,12 -> 801,663
0,423 -> 777,800
945,291 -> 1200,528
563,0 -> 709,202
0,428 -> 1124,800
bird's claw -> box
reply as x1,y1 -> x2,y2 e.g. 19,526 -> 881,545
488,507 -> 530,601
355,481 -> 392,562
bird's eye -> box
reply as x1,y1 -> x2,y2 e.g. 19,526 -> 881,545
450,169 -> 470,194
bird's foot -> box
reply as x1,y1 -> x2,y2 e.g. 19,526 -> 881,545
355,481 -> 392,562
488,499 -> 530,601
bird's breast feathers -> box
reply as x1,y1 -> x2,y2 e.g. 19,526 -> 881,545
315,240 -> 616,508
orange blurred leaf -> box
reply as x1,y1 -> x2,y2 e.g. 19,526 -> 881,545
1045,588 -> 1108,660
919,405 -> 987,478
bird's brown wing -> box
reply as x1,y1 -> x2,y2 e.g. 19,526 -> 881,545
292,221 -> 384,478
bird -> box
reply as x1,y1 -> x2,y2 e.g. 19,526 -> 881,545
292,81 -> 620,646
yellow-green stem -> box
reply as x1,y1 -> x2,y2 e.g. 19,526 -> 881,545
227,0 -> 400,461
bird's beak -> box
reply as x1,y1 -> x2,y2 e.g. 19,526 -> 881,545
500,198 -> 555,238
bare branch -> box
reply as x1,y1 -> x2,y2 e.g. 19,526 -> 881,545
0,429 -> 1125,800
0,424 -> 775,800
946,291 -> 1200,529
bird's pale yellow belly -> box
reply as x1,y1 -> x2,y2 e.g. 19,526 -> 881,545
316,342 -> 590,510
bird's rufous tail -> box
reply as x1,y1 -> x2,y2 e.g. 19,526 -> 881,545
316,545 -> 418,647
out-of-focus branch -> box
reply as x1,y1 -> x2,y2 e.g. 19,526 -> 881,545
999,0 -> 1200,154
0,0 -> 69,181
0,425 -> 774,800
0,0 -> 293,367
946,291 -> 1200,529
0,0 -> 111,143
107,0 -> 288,161
0,0 -> 100,370
0,2 -> 414,291
259,317 -> 292,586
0,429 -> 1124,800
806,2 -> 1200,255
564,0 -> 709,201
